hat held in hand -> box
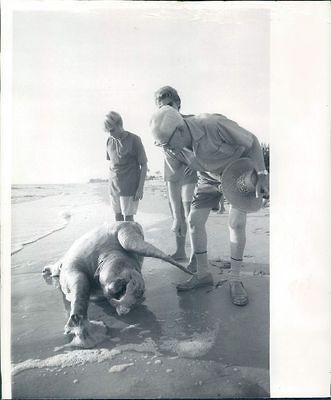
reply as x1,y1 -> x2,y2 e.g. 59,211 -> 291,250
222,158 -> 264,213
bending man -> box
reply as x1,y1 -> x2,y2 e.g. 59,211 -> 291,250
150,105 -> 269,306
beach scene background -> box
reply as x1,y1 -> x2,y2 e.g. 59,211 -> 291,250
7,3 -> 272,397
5,1 -> 330,398
11,179 -> 269,398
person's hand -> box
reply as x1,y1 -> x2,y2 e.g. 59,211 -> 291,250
171,218 -> 186,237
134,187 -> 144,201
256,174 -> 269,199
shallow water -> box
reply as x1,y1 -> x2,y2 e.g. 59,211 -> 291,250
12,184 -> 67,204
11,183 -> 109,256
11,181 -> 168,257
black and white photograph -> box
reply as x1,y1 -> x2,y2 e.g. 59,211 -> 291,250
1,1 -> 330,399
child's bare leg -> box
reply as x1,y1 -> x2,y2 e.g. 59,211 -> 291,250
115,213 -> 124,221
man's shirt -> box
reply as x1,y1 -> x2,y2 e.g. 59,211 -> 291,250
164,113 -> 254,182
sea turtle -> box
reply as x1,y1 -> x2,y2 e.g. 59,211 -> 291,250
42,221 -> 192,340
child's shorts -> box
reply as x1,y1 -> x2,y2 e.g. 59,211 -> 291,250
110,195 -> 139,216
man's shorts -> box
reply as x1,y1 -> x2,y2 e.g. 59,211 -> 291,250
110,195 -> 139,216
181,183 -> 196,203
191,172 -> 223,210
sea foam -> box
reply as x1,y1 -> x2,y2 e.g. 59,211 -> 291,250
12,337 -> 159,375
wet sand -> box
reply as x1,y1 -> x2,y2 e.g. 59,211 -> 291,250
11,181 -> 269,398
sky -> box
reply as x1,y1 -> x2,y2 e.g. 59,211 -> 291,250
11,2 -> 270,184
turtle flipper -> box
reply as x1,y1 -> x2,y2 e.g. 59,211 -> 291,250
117,223 -> 193,275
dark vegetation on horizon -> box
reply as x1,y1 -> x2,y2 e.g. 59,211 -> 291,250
261,143 -> 269,172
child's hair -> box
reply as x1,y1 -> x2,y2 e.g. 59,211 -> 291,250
104,111 -> 123,130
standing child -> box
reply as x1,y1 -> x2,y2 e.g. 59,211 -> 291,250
105,111 -> 148,221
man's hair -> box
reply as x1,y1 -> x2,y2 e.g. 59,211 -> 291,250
104,111 -> 123,129
155,86 -> 181,110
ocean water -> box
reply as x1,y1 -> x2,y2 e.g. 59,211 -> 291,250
10,181 -> 170,257
11,183 -> 109,255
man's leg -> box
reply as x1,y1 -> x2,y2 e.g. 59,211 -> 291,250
228,206 -> 248,306
171,201 -> 194,260
166,182 -> 187,260
181,182 -> 196,264
189,207 -> 211,275
170,181 -> 198,261
172,231 -> 187,260
176,207 -> 213,291
182,178 -> 221,276
171,203 -> 187,260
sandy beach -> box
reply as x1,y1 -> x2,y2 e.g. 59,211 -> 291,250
11,180 -> 269,398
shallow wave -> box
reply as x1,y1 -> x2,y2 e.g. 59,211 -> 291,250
11,214 -> 71,256
11,200 -> 73,256
11,183 -> 109,259
11,184 -> 66,204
